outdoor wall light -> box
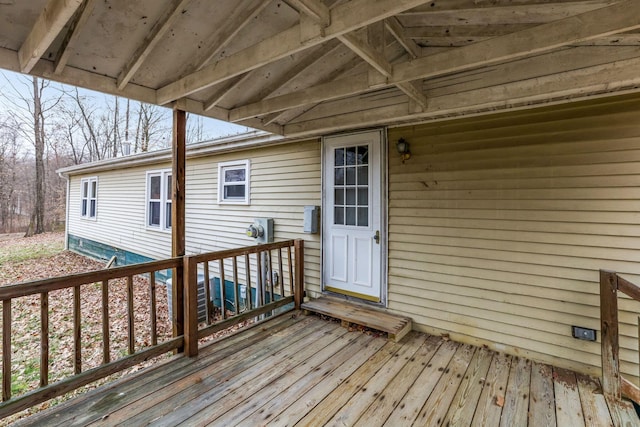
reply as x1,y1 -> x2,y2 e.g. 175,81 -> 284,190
396,138 -> 411,163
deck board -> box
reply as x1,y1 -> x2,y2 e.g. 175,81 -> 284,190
15,313 -> 638,427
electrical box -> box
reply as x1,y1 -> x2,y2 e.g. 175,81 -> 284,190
572,326 -> 596,341
303,205 -> 319,234
246,218 -> 274,243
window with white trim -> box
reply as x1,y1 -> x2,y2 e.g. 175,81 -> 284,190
146,170 -> 172,230
80,177 -> 98,219
218,160 -> 250,205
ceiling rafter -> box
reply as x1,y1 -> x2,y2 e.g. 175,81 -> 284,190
54,0 -> 98,75
401,0 -> 617,14
189,0 -> 273,74
18,0 -> 84,73
203,73 -> 252,111
156,0 -> 432,105
286,0 -> 330,26
384,17 -> 420,59
263,54 -> 366,125
283,55 -> 640,137
228,0 -> 640,122
116,0 -> 192,90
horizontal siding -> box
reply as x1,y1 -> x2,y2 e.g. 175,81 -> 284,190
68,139 -> 322,293
388,96 -> 640,380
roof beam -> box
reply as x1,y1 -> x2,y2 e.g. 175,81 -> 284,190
228,0 -> 640,121
191,0 -> 272,73
156,0 -> 431,104
117,0 -> 192,90
203,73 -> 252,111
283,56 -> 640,137
18,0 -> 84,73
53,0 -> 98,74
338,31 -> 392,77
385,17 -> 420,59
286,0 -> 330,26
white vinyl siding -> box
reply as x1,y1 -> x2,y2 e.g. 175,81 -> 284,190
67,140 -> 322,294
387,96 -> 640,381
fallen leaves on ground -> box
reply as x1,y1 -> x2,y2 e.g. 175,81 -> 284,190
0,233 -> 168,425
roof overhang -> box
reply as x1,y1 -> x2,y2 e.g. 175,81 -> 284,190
2,0 -> 640,139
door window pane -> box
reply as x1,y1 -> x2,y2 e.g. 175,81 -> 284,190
357,165 -> 368,186
345,147 -> 357,165
357,188 -> 368,206
335,148 -> 344,166
357,207 -> 368,227
335,188 -> 344,205
357,146 -> 368,165
346,207 -> 356,226
346,188 -> 356,205
334,207 -> 344,225
335,167 -> 344,185
346,167 -> 356,185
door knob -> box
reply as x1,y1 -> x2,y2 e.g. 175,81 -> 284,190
373,230 -> 380,244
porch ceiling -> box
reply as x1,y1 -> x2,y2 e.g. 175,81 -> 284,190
1,0 -> 640,138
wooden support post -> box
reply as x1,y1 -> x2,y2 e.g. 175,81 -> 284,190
73,285 -> 81,375
294,239 -> 305,309
172,108 -> 186,348
183,256 -> 199,357
600,269 -> 621,400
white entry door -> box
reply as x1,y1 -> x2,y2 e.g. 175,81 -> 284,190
323,130 -> 385,303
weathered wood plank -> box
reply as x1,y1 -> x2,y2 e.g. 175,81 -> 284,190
302,296 -> 412,340
444,347 -> 494,426
414,343 -> 477,425
606,397 -> 639,427
269,336 -> 396,426
108,318 -> 332,426
238,333 -> 385,426
126,275 -> 134,355
101,280 -> 110,364
137,321 -> 346,426
325,334 -> 430,425
73,285 -> 81,375
554,367 -> 586,427
352,335 -> 442,426
471,353 -> 511,427
600,270 -> 622,400
529,362 -> 557,427
28,314 -> 302,426
3,299 -> 11,401
207,328 -> 365,426
576,373 -> 613,427
500,357 -> 532,427
298,334 -> 412,426
383,339 -> 459,426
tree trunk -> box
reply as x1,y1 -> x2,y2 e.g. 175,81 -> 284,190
26,76 -> 45,236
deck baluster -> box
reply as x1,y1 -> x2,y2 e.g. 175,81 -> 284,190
268,250 -> 275,303
102,280 -> 110,364
294,240 -> 304,309
73,285 -> 81,374
40,292 -> 49,387
219,259 -> 226,319
233,257 -> 239,315
256,252 -> 264,307
278,248 -> 285,298
288,246 -> 294,296
3,298 -> 11,401
245,254 -> 252,310
149,272 -> 157,346
127,276 -> 135,355
203,261 -> 211,324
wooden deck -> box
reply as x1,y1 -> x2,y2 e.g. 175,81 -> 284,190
16,313 -> 638,427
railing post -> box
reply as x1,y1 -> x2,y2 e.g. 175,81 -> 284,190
183,255 -> 199,357
294,240 -> 305,310
600,269 -> 621,400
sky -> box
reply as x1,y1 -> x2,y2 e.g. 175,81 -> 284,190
0,69 -> 252,151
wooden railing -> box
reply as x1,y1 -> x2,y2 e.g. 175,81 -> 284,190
0,239 -> 304,419
600,270 -> 640,404
183,239 -> 304,356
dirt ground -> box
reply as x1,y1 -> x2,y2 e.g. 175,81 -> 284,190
0,232 -> 173,425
